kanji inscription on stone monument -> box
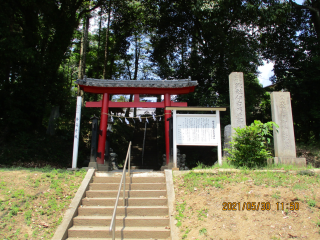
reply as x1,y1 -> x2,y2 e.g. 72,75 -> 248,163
229,72 -> 246,135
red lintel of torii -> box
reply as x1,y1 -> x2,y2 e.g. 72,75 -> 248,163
86,94 -> 187,108
86,101 -> 187,108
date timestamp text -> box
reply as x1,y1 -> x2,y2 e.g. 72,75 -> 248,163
222,202 -> 300,211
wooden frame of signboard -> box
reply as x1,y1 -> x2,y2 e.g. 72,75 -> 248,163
166,107 -> 227,168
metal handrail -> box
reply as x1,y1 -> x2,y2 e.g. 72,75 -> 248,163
109,141 -> 131,240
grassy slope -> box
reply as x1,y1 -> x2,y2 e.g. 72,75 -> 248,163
0,167 -> 87,240
174,170 -> 320,239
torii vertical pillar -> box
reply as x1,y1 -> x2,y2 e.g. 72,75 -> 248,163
164,93 -> 171,165
97,93 -> 109,164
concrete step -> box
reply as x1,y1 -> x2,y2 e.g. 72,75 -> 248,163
67,238 -> 169,240
130,166 -> 160,170
73,215 -> 169,227
78,206 -> 169,216
68,226 -> 170,239
82,197 -> 167,206
89,183 -> 166,190
86,190 -> 167,198
93,176 -> 165,183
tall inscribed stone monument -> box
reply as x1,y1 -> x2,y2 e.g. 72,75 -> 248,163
229,72 -> 246,136
271,92 -> 306,166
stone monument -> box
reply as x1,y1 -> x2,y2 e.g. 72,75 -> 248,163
229,72 -> 246,136
270,92 -> 306,166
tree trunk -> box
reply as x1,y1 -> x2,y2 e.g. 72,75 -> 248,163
126,35 -> 140,117
95,9 -> 103,79
103,1 -> 112,79
77,15 -> 90,104
46,106 -> 60,136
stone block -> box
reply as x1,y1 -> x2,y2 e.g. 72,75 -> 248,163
88,162 -> 98,169
160,166 -> 168,171
161,162 -> 174,170
273,157 -> 306,167
67,168 -> 79,171
98,163 -> 111,171
229,72 -> 246,136
271,92 -> 296,158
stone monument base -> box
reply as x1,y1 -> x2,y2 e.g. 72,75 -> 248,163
88,162 -> 98,169
67,168 -> 79,171
161,162 -> 174,171
268,157 -> 306,167
97,163 -> 112,171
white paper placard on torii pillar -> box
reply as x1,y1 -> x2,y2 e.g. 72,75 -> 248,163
168,107 -> 226,168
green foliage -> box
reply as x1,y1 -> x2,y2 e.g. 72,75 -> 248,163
199,228 -> 207,235
225,120 -> 278,168
307,199 -> 316,208
259,0 -> 320,142
175,201 -> 186,227
0,0 -> 319,169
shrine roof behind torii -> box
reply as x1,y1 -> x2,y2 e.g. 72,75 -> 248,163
76,77 -> 198,95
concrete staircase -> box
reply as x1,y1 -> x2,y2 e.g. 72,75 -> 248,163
66,172 -> 170,240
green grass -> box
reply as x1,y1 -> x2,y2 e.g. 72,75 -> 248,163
179,169 -> 320,194
307,199 -> 316,208
197,208 -> 208,220
175,201 -> 187,227
0,167 -> 87,240
191,160 -> 317,171
272,192 -> 281,199
199,227 -> 207,235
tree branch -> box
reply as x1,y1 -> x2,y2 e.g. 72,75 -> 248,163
78,0 -> 105,19
289,0 -> 320,18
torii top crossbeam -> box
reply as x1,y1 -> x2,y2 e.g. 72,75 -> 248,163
76,77 -> 198,166
76,77 -> 197,94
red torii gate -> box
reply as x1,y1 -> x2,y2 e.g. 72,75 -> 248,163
76,77 -> 198,166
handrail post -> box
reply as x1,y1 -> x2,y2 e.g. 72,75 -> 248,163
112,222 -> 115,239
129,143 -> 131,178
123,159 -> 126,206
109,141 -> 132,239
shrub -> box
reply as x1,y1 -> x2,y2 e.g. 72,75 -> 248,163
225,120 -> 278,168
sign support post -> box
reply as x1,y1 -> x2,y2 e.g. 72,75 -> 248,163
216,110 -> 222,166
173,110 -> 177,168
71,96 -> 82,169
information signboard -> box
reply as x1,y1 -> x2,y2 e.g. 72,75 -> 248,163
172,109 -> 222,167
176,115 -> 218,145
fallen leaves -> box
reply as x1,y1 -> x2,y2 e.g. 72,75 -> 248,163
40,222 -> 49,228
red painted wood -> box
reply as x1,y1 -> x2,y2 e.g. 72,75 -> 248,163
109,102 -> 165,108
97,93 -> 109,164
164,94 -> 171,165
86,101 -> 188,108
134,94 -> 140,102
79,85 -> 196,95
86,101 -> 102,107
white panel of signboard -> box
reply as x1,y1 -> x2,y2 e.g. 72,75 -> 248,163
176,114 -> 218,146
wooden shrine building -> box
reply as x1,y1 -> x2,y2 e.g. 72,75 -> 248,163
76,77 -> 198,168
